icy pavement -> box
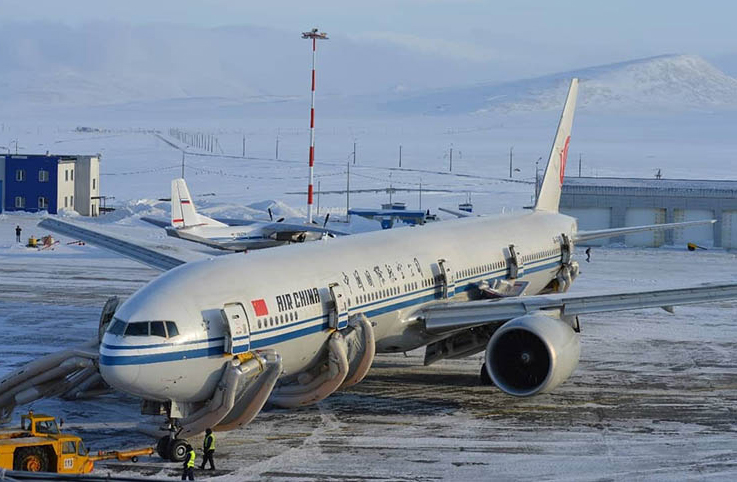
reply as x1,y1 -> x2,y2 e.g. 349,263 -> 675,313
0,215 -> 736,480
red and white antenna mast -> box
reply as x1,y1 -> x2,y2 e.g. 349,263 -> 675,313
302,28 -> 328,224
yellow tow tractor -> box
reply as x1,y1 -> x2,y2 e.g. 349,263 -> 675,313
0,411 -> 153,474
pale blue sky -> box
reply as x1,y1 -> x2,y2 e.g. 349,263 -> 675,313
1,0 -> 736,86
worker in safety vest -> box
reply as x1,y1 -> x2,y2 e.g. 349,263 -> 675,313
181,444 -> 196,480
200,428 -> 216,470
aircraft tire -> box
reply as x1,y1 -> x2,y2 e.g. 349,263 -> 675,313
168,439 -> 189,462
156,436 -> 170,459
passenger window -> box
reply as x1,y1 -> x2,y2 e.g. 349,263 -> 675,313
125,322 -> 149,336
107,318 -> 126,335
62,441 -> 76,454
166,322 -> 179,338
150,321 -> 166,337
78,441 -> 86,456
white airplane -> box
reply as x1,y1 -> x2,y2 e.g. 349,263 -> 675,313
17,78 -> 737,463
142,178 -> 346,251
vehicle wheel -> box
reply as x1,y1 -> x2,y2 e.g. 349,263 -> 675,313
156,436 -> 171,459
479,363 -> 494,386
168,439 -> 188,462
14,446 -> 49,472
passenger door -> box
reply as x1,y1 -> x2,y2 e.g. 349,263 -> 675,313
221,303 -> 251,355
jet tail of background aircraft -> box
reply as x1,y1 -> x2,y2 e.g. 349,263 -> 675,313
171,178 -> 227,229
535,78 -> 579,213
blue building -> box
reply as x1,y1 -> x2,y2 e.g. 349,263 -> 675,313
0,154 -> 100,215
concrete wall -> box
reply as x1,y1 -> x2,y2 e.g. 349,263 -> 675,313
723,211 -> 737,249
73,156 -> 100,216
56,161 -> 76,212
624,208 -> 666,247
561,178 -> 737,248
561,207 -> 611,246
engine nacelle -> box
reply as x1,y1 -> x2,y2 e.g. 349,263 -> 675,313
485,313 -> 580,397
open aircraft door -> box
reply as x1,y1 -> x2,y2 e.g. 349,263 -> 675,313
328,283 -> 349,330
438,259 -> 456,299
507,244 -> 525,279
221,302 -> 251,355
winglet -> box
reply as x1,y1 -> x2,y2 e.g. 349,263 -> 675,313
171,178 -> 226,228
535,78 -> 578,212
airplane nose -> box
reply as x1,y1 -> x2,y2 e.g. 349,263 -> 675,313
100,362 -> 141,394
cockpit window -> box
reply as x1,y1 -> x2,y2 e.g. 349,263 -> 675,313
150,321 -> 166,338
125,322 -> 149,336
107,318 -> 126,335
166,322 -> 179,338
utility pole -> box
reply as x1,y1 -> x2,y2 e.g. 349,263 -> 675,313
578,153 -> 582,177
353,142 -> 356,165
346,161 -> 351,221
399,145 -> 402,167
302,27 -> 329,224
181,151 -> 185,179
242,135 -> 246,158
509,146 -> 513,178
276,130 -> 280,160
449,144 -> 453,172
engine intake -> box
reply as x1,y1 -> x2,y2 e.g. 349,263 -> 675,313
485,313 -> 580,397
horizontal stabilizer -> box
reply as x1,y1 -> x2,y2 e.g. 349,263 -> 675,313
574,219 -> 716,243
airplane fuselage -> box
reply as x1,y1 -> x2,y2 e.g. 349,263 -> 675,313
100,210 -> 577,403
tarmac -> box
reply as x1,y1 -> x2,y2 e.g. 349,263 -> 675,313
0,245 -> 735,481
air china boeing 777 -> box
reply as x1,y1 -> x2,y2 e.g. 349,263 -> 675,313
26,79 -> 737,462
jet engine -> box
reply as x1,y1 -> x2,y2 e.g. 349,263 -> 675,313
484,313 -> 580,397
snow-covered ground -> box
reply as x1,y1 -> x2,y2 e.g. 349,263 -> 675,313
1,227 -> 735,480
1,97 -> 737,480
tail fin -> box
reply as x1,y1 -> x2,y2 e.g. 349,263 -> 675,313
171,178 -> 226,228
534,78 -> 579,212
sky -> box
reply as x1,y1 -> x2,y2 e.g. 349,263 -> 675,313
2,0 -> 736,81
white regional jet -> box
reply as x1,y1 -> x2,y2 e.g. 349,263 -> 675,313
25,79 -> 737,462
141,178 -> 346,251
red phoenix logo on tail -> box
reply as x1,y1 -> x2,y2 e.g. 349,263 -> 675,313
559,136 -> 571,186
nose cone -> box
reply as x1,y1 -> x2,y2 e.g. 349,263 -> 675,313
99,355 -> 142,396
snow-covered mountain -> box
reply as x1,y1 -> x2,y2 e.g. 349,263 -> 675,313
385,55 -> 737,115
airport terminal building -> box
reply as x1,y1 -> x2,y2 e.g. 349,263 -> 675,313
560,177 -> 737,249
0,154 -> 101,216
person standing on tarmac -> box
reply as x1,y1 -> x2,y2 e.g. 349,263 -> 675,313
15,225 -> 22,243
182,444 -> 196,480
200,428 -> 216,470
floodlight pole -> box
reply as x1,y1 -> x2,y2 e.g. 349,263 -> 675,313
303,28 -> 328,224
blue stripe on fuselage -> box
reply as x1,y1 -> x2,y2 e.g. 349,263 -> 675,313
100,257 -> 561,366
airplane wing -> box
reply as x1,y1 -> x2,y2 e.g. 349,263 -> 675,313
574,219 -> 715,243
438,207 -> 474,218
39,218 -> 213,271
259,222 -> 349,238
140,216 -> 170,228
421,283 -> 737,335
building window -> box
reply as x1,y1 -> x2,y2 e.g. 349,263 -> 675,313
92,178 -> 96,190
38,197 -> 48,209
70,169 -> 74,181
70,195 -> 74,208
15,197 -> 25,208
38,170 -> 49,182
65,170 -> 69,182
16,169 -> 25,181
64,196 -> 68,208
